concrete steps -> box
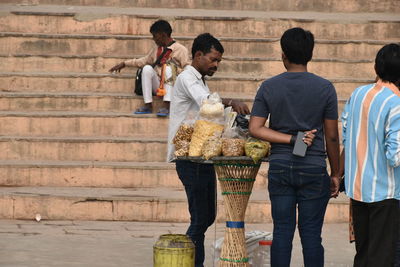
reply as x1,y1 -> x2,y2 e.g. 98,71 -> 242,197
1,0 -> 398,13
0,186 -> 349,223
0,93 -> 151,113
0,111 -> 170,137
0,71 -> 373,100
0,54 -> 377,79
0,1 -> 392,224
0,160 -> 268,189
1,32 -> 395,60
0,135 -> 167,162
1,5 -> 399,39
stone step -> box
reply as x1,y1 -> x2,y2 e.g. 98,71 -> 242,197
1,32 -> 395,60
0,135 -> 168,162
0,111 -> 169,137
0,186 -> 350,223
0,160 -> 268,190
1,0 -> 398,13
0,92 -> 255,113
0,54 -> 376,79
0,101 -> 346,136
0,71 -> 374,99
0,93 -> 160,113
1,5 -> 399,40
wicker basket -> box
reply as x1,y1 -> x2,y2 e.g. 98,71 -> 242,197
213,158 -> 262,267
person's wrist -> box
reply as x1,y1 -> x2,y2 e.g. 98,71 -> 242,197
290,135 -> 296,145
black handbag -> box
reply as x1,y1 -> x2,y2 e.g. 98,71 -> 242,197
134,68 -> 143,95
133,41 -> 175,96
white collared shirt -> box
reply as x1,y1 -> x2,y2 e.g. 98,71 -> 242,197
167,65 -> 210,162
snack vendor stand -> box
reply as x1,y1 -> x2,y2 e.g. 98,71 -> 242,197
178,156 -> 267,267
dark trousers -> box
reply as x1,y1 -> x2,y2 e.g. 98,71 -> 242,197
176,160 -> 216,267
396,203 -> 400,267
351,198 -> 400,267
268,160 -> 330,267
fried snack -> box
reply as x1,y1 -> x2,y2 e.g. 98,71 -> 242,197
173,124 -> 194,144
202,135 -> 222,160
174,140 -> 190,157
200,102 -> 224,119
245,139 -> 270,163
221,138 -> 246,157
189,120 -> 224,157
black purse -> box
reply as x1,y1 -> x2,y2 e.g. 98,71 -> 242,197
133,41 -> 175,96
134,68 -> 143,95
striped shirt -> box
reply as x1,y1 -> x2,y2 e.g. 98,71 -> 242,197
342,80 -> 400,203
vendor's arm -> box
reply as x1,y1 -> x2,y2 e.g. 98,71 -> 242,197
222,98 -> 250,115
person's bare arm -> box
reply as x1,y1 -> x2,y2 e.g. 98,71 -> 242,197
339,148 -> 345,178
222,98 -> 250,115
249,116 -> 316,145
324,118 -> 341,197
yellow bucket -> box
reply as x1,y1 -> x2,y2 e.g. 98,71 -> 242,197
153,234 -> 195,267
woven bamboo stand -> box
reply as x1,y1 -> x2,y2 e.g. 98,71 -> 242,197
214,158 -> 262,267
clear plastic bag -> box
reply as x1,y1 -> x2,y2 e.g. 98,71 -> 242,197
199,92 -> 225,124
221,122 -> 246,157
189,120 -> 224,157
173,112 -> 195,157
202,132 -> 222,160
221,138 -> 246,157
245,137 -> 270,163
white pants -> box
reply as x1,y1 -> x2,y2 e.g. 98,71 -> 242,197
141,64 -> 172,103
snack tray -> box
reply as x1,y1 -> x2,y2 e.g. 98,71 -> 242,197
174,156 -> 269,164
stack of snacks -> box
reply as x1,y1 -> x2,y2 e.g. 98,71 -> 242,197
173,123 -> 194,157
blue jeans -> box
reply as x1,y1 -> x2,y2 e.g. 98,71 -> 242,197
176,160 -> 216,267
268,160 -> 330,267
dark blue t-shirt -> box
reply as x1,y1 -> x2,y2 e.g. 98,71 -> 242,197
251,72 -> 338,167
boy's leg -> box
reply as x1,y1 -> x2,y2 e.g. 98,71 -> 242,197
268,161 -> 297,267
351,199 -> 370,267
367,199 -> 399,267
141,65 -> 159,106
296,166 -> 330,267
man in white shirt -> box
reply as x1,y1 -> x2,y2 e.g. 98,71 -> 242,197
167,33 -> 249,267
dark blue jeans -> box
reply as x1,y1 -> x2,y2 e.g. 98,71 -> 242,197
176,160 -> 216,267
268,160 -> 330,267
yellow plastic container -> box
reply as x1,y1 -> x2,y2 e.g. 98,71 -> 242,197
153,234 -> 195,267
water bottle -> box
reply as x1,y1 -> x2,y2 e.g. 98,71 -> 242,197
252,240 -> 272,267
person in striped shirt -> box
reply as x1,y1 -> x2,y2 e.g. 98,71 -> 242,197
341,43 -> 400,267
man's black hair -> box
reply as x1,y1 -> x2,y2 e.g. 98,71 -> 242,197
280,27 -> 314,65
150,20 -> 172,37
375,43 -> 400,85
191,33 -> 224,59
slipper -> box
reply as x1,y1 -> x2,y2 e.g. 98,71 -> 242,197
156,108 -> 169,117
134,106 -> 152,114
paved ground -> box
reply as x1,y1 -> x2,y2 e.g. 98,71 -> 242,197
0,220 -> 355,267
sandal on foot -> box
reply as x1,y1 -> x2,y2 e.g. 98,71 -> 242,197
134,106 -> 152,114
156,108 -> 169,117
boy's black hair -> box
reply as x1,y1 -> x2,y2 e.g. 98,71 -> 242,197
150,20 -> 172,37
375,43 -> 400,85
280,27 -> 314,65
191,33 -> 224,59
